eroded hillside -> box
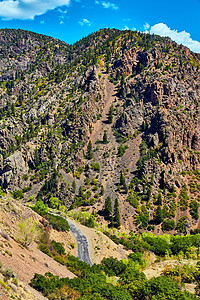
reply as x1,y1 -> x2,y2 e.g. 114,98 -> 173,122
0,28 -> 199,234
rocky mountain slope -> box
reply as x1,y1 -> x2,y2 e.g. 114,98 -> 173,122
0,28 -> 199,235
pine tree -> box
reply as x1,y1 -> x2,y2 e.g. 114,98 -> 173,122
114,198 -> 121,228
86,140 -> 93,159
157,192 -> 162,205
72,181 -> 76,194
124,183 -> 128,194
120,170 -> 125,186
120,170 -> 128,193
146,187 -> 152,201
103,130 -> 108,144
107,105 -> 114,124
79,186 -> 83,197
34,148 -> 40,167
11,103 -> 15,116
154,205 -> 163,224
104,196 -> 112,218
110,215 -> 114,228
100,185 -> 104,196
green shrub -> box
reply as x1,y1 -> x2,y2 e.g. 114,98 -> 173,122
50,240 -> 66,255
47,214 -> 69,232
32,200 -> 49,216
101,257 -> 126,276
190,200 -> 199,220
143,237 -> 170,256
91,162 -> 100,173
127,194 -> 139,208
12,190 -> 24,199
117,145 -> 129,157
162,219 -> 176,231
179,185 -> 189,211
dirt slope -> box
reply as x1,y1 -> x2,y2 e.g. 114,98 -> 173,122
0,195 -> 75,299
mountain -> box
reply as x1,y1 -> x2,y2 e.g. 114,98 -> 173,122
0,28 -> 199,235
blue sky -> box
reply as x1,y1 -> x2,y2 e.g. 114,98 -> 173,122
0,0 -> 199,53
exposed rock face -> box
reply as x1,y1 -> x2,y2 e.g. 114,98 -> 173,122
192,128 -> 200,150
0,28 -> 199,233
0,151 -> 28,190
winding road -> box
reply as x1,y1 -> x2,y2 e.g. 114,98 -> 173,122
67,219 -> 93,266
50,212 -> 92,266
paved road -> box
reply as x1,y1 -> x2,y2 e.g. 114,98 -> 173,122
50,212 -> 92,266
67,219 -> 93,266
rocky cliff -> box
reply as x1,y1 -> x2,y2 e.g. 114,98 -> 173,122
0,28 -> 199,234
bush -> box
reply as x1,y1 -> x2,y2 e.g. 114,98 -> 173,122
18,217 -> 40,248
144,237 -> 170,256
101,257 -> 126,276
139,275 -> 197,299
176,216 -> 187,233
91,162 -> 100,173
117,145 -> 129,157
51,240 -> 66,255
38,243 -> 53,257
47,214 -> 70,232
1,267 -> 16,282
190,200 -> 199,220
12,190 -> 24,199
162,219 -> 176,231
127,194 -> 139,208
32,200 -> 48,216
48,197 -> 60,209
179,185 -> 189,211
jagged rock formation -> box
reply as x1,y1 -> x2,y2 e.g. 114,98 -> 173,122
0,28 -> 199,234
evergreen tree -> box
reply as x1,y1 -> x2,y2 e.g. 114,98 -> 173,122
124,183 -> 128,194
116,69 -> 120,81
120,75 -> 125,86
120,170 -> 128,193
100,185 -> 104,196
104,196 -> 112,218
11,103 -> 15,116
72,181 -> 76,194
114,198 -> 121,228
34,148 -> 40,167
157,192 -> 162,205
120,170 -> 125,186
146,187 -> 152,201
154,205 -> 163,224
107,105 -> 114,124
79,186 -> 84,197
103,130 -> 108,144
86,140 -> 93,159
110,215 -> 114,228
141,121 -> 147,131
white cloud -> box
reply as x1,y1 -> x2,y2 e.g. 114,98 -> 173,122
102,2 -> 118,9
123,18 -> 131,22
95,1 -> 119,10
60,20 -> 64,24
123,25 -> 129,30
150,23 -> 200,54
0,0 -> 70,20
143,22 -> 150,30
79,18 -> 91,26
40,20 -> 45,24
58,8 -> 67,14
